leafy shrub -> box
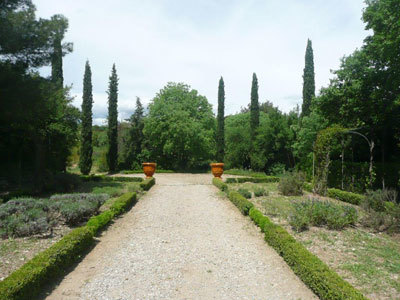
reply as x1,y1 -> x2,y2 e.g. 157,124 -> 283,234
327,188 -> 364,205
268,163 -> 286,176
228,190 -> 254,215
238,188 -> 252,199
212,178 -> 228,191
289,200 -> 358,232
360,189 -> 400,233
361,189 -> 397,212
254,187 -> 268,197
225,178 -> 237,184
140,177 -> 155,191
278,171 -> 305,196
303,182 -> 314,193
249,207 -> 366,300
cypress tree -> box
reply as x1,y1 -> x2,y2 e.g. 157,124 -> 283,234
216,77 -> 225,162
124,97 -> 144,169
51,35 -> 63,88
106,64 -> 119,173
79,60 -> 93,175
250,72 -> 260,140
302,39 -> 315,117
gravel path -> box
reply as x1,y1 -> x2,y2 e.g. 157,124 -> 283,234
46,174 -> 317,300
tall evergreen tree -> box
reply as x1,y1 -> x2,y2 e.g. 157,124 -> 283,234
51,35 -> 63,88
250,72 -> 260,140
79,60 -> 93,175
106,64 -> 119,173
216,77 -> 225,162
123,97 -> 145,169
301,39 -> 315,117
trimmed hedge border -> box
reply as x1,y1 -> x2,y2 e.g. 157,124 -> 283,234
225,176 -> 279,184
212,177 -> 228,191
327,188 -> 364,205
139,177 -> 156,191
212,178 -> 367,300
0,182 -> 155,300
120,169 -> 174,174
80,175 -> 143,182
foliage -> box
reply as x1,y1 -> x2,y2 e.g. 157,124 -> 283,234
79,60 -> 93,175
216,77 -> 225,162
0,193 -> 108,237
228,190 -> 254,215
0,226 -> 94,300
249,207 -> 367,300
250,73 -> 259,140
106,64 -> 119,173
301,39 -> 315,117
289,200 -> 358,232
139,177 -> 156,191
278,171 -> 305,196
120,97 -> 145,170
327,188 -> 364,205
143,83 -> 215,170
238,188 -> 252,199
212,178 -> 228,192
313,125 -> 346,195
254,187 -> 267,197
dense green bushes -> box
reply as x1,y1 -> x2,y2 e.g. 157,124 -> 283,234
327,188 -> 364,205
290,200 -> 358,232
139,177 -> 156,191
80,175 -> 143,183
238,188 -> 252,199
0,194 -> 108,238
254,187 -> 267,197
227,191 -> 254,215
249,207 -> 366,300
212,178 -> 228,191
225,176 -> 279,183
0,226 -> 94,300
278,171 -> 305,196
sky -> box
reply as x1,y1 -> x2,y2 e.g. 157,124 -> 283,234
34,0 -> 369,125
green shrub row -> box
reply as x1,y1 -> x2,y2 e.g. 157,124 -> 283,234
248,207 -> 367,300
227,190 -> 254,215
303,182 -> 314,192
0,186 -> 152,299
224,169 -> 268,178
139,177 -> 156,191
86,192 -> 137,235
225,176 -> 279,183
327,188 -> 364,205
120,169 -> 174,174
0,226 -> 93,300
212,178 -> 228,191
80,175 -> 143,183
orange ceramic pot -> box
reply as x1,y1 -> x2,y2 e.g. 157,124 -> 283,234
210,163 -> 224,178
142,162 -> 157,178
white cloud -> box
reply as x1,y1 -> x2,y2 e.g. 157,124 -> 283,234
34,0 -> 368,120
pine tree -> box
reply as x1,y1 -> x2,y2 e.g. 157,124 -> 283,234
51,35 -> 63,88
216,77 -> 225,162
302,39 -> 315,117
250,72 -> 260,140
106,64 -> 119,173
79,60 -> 93,175
123,97 -> 145,169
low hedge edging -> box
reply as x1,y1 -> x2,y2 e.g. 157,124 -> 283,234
80,175 -> 143,183
327,188 -> 364,205
139,177 -> 156,191
0,183 -> 155,299
226,176 -> 279,183
249,207 -> 366,300
212,177 -> 228,191
212,177 -> 366,300
0,226 -> 94,300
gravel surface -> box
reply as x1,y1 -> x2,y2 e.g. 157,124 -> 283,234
46,174 -> 317,300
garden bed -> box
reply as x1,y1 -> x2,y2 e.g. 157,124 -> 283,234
227,180 -> 400,300
0,175 -> 145,281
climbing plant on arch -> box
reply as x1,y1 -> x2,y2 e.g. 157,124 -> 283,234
313,125 -> 347,195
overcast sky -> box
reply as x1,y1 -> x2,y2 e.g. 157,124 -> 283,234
34,0 -> 368,125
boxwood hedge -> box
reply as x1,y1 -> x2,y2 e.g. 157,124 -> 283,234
139,177 -> 156,191
327,188 -> 364,205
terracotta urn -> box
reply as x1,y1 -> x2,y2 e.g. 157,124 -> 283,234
142,162 -> 157,178
210,163 -> 224,178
